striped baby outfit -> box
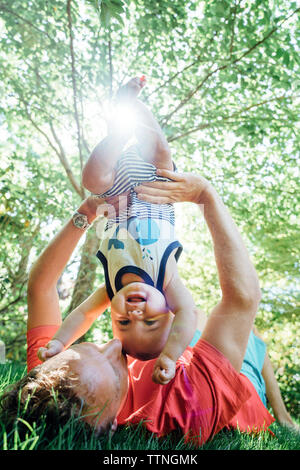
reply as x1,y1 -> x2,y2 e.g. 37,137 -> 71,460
94,145 -> 175,230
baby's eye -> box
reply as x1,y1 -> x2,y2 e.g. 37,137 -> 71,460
118,320 -> 130,326
144,320 -> 157,326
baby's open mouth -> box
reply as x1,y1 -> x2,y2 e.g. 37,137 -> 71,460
127,295 -> 146,303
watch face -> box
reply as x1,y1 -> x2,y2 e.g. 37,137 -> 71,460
74,213 -> 87,229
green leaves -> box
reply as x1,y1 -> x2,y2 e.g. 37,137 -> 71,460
214,1 -> 230,18
276,47 -> 290,66
97,0 -> 126,28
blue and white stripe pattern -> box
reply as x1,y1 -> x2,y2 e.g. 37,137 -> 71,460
93,145 -> 175,231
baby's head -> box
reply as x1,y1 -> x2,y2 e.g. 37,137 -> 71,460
110,282 -> 174,360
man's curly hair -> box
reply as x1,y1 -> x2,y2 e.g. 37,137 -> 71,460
0,364 -> 87,438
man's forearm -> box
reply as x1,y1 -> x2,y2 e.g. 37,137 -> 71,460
28,202 -> 97,292
199,186 -> 261,306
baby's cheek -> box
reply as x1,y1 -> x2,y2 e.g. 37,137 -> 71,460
152,296 -> 166,312
110,297 -> 126,322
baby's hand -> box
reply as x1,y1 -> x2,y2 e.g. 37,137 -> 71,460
152,354 -> 176,385
37,339 -> 64,362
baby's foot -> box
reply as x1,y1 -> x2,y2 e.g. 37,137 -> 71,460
116,77 -> 146,103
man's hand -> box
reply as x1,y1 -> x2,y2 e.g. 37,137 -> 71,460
78,194 -> 126,221
37,339 -> 64,362
152,354 -> 176,385
79,196 -> 109,221
134,169 -> 210,205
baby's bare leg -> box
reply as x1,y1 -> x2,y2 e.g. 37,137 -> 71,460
82,134 -> 128,195
82,78 -> 143,195
117,78 -> 172,169
135,100 -> 173,170
82,78 -> 172,195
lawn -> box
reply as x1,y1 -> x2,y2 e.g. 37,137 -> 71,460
0,363 -> 299,451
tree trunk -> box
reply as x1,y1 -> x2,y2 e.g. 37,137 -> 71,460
67,227 -> 100,331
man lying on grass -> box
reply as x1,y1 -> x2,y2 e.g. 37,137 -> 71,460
0,170 -> 297,445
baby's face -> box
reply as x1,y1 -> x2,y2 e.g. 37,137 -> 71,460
110,282 -> 174,360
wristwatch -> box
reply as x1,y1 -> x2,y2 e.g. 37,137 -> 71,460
72,211 -> 91,230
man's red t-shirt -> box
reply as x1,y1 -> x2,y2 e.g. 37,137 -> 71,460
27,326 -> 275,446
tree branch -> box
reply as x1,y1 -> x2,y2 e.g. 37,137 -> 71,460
4,333 -> 27,351
117,42 -> 143,90
0,287 -> 26,315
82,135 -> 91,156
49,122 -> 84,198
108,29 -> 113,99
168,94 -> 286,142
66,0 -> 85,186
146,31 -> 219,103
17,91 -> 83,197
147,56 -> 209,101
229,0 -> 240,59
78,90 -> 92,156
162,7 -> 299,126
0,4 -> 53,41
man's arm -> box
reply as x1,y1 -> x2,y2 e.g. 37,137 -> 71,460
199,185 -> 261,372
135,170 -> 261,372
27,198 -> 99,331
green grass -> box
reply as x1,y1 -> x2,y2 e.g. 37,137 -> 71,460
0,363 -> 299,451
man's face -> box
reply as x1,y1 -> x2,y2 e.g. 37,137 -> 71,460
110,282 -> 174,360
41,339 -> 128,432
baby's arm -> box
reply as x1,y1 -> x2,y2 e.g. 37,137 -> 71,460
38,284 -> 110,361
152,275 -> 197,385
